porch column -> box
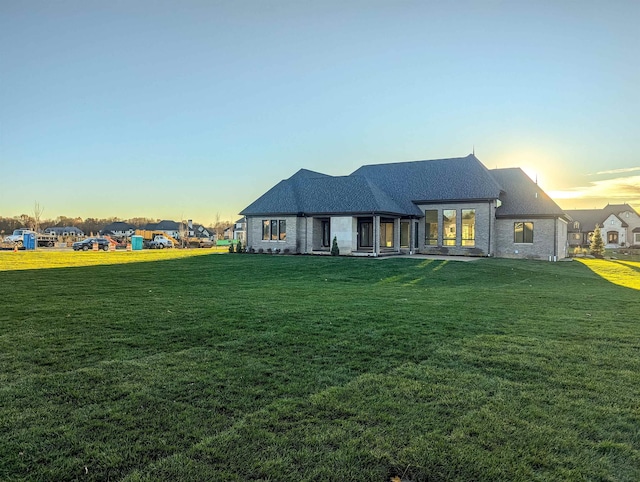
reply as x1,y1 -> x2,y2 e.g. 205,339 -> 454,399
373,215 -> 380,256
394,218 -> 401,253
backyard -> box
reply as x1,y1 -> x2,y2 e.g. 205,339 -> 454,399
1,252 -> 639,481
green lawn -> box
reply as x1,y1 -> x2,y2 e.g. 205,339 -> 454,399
1,254 -> 639,481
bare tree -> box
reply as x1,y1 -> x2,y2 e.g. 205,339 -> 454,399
179,218 -> 190,248
33,202 -> 44,233
214,212 -> 221,240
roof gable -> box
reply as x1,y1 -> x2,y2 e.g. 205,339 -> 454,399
602,213 -> 628,228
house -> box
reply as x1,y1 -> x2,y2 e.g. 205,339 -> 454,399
240,154 -> 569,259
233,217 -> 247,244
101,221 -> 136,237
145,220 -> 182,239
192,223 -> 214,239
565,204 -> 640,248
44,226 -> 85,237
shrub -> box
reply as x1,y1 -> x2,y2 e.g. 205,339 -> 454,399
236,240 -> 242,253
258,248 -> 263,254
228,243 -> 235,253
590,225 -> 604,258
331,236 -> 339,256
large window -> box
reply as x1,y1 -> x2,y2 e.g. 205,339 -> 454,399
262,219 -> 287,241
443,209 -> 456,246
635,233 -> 640,245
514,222 -> 533,243
425,210 -> 438,245
400,222 -> 410,248
461,209 -> 475,247
380,218 -> 394,248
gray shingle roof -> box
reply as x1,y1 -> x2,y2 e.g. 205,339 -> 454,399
150,220 -> 180,230
490,168 -> 566,218
102,221 -> 136,231
241,173 -> 408,216
241,155 -> 563,219
352,155 -> 503,212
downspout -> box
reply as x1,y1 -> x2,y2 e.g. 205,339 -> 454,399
488,201 -> 493,257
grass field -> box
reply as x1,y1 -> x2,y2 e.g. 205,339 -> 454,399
1,252 -> 639,481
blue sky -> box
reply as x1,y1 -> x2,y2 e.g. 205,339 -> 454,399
1,0 -> 639,225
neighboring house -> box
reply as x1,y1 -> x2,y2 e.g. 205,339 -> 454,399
240,154 -> 569,259
565,204 -> 640,248
44,226 -> 85,237
101,221 -> 136,237
233,217 -> 247,244
145,220 -> 181,239
192,224 -> 213,239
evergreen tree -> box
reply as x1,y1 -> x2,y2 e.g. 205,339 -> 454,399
590,224 -> 604,257
331,236 -> 340,256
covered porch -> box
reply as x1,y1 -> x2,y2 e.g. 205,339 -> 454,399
309,215 -> 419,256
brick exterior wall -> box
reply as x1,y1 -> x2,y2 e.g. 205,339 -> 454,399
246,210 -> 568,259
246,216 -> 299,253
495,218 -> 566,259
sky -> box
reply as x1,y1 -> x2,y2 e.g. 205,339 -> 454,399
1,0 -> 639,226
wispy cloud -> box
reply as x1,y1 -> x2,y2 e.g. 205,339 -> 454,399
548,174 -> 640,207
589,167 -> 640,176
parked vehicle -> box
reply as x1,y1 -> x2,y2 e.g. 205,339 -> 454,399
148,235 -> 174,249
72,237 -> 111,251
4,229 -> 57,247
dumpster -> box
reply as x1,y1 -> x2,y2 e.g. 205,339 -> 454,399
131,235 -> 143,251
23,232 -> 36,250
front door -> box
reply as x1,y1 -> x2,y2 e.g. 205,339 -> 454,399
607,231 -> 619,244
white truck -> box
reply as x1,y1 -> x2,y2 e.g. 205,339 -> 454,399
4,229 -> 57,247
147,235 -> 174,249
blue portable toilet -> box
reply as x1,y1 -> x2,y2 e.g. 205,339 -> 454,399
131,235 -> 143,251
23,232 -> 36,250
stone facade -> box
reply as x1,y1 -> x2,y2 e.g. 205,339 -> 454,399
601,214 -> 627,248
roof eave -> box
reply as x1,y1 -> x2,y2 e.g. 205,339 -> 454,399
413,197 -> 497,205
496,213 -> 570,221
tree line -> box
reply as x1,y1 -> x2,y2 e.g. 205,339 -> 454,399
0,215 -> 232,238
